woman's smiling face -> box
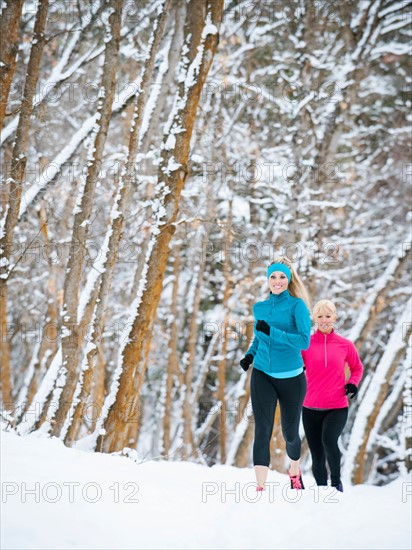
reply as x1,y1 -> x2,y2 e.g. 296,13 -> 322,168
315,308 -> 336,333
268,271 -> 289,294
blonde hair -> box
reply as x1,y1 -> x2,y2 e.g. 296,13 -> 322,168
268,256 -> 311,309
312,299 -> 337,318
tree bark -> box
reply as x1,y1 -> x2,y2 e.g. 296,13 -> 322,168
231,353 -> 254,466
347,301 -> 412,484
97,0 -> 224,453
64,0 -> 171,447
18,205 -> 59,420
0,0 -> 49,411
51,0 -> 124,438
162,240 -> 181,457
0,0 -> 24,132
140,0 -> 186,157
181,228 -> 205,460
404,346 -> 412,472
216,201 -> 233,464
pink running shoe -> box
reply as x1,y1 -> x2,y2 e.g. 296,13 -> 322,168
256,485 -> 265,492
288,469 -> 305,490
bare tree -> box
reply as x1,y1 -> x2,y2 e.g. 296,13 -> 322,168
96,0 -> 224,453
50,0 -> 124,438
64,0 -> 171,446
0,0 -> 24,131
0,0 -> 49,412
344,299 -> 412,484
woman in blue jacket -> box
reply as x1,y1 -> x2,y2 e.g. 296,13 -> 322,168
240,256 -> 311,491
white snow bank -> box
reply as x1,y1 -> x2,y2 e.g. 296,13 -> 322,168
1,430 -> 411,550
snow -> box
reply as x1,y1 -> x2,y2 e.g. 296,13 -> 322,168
1,2 -> 104,147
86,222 -> 162,451
225,395 -> 252,465
378,1 -> 409,18
2,5 -> 411,547
16,348 -> 62,436
164,133 -> 176,151
166,156 -> 181,174
139,42 -> 170,145
0,203 -> 9,240
371,43 -> 412,58
381,20 -> 412,36
232,195 -> 250,219
353,2 -> 382,60
16,50 -> 153,219
77,231 -> 112,321
365,367 -> 405,457
1,430 -> 411,550
18,114 -> 99,219
348,237 -> 411,343
183,15 -> 216,93
202,23 -> 218,37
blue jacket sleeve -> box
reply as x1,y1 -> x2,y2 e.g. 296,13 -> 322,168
268,300 -> 311,350
246,335 -> 259,357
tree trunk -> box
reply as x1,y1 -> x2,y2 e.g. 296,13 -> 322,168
217,203 -> 233,463
18,205 -> 59,420
404,345 -> 412,473
0,0 -> 24,132
0,1 -> 109,147
350,247 -> 410,350
0,0 -> 49,411
181,228 -> 205,460
232,411 -> 254,468
345,300 -> 412,484
140,0 -> 186,156
97,0 -> 224,453
88,347 -> 107,435
64,0 -> 170,447
227,258 -> 258,468
51,0 -> 124,438
162,240 -> 181,457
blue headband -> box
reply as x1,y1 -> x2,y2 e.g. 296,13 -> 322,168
267,263 -> 292,282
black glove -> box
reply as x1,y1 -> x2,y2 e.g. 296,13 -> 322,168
345,383 -> 358,399
256,319 -> 270,336
240,353 -> 254,372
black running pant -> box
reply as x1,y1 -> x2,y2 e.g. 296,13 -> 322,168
302,406 -> 348,486
251,367 -> 307,467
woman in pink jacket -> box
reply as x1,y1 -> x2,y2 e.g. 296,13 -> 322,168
301,300 -> 363,492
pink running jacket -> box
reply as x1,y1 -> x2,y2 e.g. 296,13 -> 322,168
302,329 -> 364,409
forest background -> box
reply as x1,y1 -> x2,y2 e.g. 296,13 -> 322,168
0,0 -> 411,487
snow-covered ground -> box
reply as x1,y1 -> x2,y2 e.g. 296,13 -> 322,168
1,429 -> 411,550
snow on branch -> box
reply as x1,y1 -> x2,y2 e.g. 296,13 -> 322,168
343,297 -> 412,482
348,238 -> 411,343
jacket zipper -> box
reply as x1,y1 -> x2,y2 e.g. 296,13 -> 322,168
324,334 -> 327,367
269,294 -> 274,370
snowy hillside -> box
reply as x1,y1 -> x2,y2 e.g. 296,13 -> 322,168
1,430 -> 411,550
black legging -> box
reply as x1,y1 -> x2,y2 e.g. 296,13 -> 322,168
250,367 -> 307,466
302,406 -> 348,486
